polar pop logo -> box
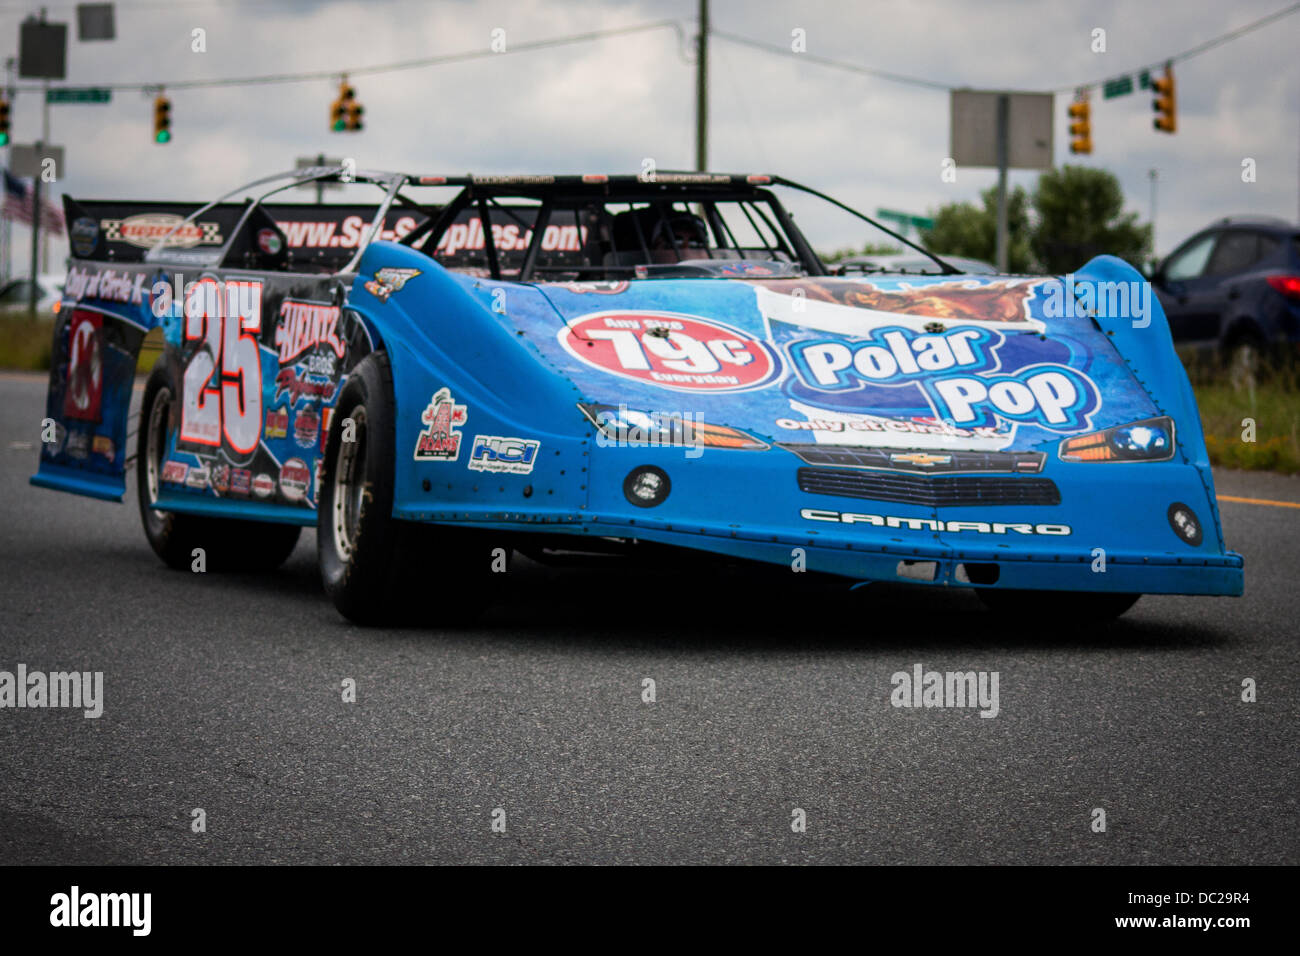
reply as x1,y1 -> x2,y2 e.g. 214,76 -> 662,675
786,325 -> 1100,431
559,312 -> 779,392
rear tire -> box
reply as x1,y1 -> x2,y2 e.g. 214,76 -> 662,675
317,352 -> 503,626
975,589 -> 1140,621
137,363 -> 301,572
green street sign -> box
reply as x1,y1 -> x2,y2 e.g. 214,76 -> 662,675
46,87 -> 112,104
1103,76 -> 1134,100
877,208 -> 934,232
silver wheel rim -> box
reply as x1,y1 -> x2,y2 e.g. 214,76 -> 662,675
146,386 -> 171,520
332,405 -> 367,561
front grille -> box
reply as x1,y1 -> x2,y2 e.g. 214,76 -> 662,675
778,443 -> 1045,474
797,468 -> 1061,507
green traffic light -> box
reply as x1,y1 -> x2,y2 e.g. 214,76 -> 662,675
155,130 -> 171,144
0,133 -> 8,146
331,119 -> 345,131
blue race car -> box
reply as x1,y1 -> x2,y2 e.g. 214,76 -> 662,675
34,166 -> 1243,623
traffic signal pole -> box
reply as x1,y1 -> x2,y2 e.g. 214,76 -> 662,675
29,77 -> 50,317
695,0 -> 708,172
994,93 -> 1009,274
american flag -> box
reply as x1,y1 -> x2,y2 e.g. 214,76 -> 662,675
3,169 -> 65,235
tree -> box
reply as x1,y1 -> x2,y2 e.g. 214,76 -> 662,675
819,241 -> 903,264
920,185 -> 1034,273
1031,165 -> 1151,274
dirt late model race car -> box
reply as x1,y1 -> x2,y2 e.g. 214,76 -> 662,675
33,166 -> 1243,623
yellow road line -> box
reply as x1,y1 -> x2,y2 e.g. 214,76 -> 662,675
1218,494 -> 1300,510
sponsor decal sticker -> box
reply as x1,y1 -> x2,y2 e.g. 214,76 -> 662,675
161,460 -> 188,484
211,463 -> 230,494
274,299 -> 345,366
364,267 -> 421,302
70,217 -> 99,258
231,468 -> 251,496
265,406 -> 289,439
274,367 -> 335,405
252,473 -> 275,498
414,387 -> 466,461
92,435 -> 115,460
102,213 -> 222,249
64,431 -> 89,459
256,228 -> 283,256
558,311 -> 780,393
64,265 -> 150,305
63,311 -> 103,422
294,405 -> 320,448
186,465 -> 210,489
279,458 -> 310,502
468,435 -> 541,474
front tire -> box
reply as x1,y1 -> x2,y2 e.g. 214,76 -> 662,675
317,352 -> 503,625
137,363 -> 301,571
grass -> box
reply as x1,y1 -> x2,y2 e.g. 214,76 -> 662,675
0,314 -> 55,371
2,314 -> 1297,473
1192,364 -> 1300,475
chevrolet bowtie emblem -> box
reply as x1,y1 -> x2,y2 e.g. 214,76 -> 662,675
890,452 -> 952,467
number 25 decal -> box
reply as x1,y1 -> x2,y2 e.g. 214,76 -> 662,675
181,278 -> 264,458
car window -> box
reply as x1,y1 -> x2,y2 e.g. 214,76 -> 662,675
1256,234 -> 1281,262
1205,231 -> 1264,276
1164,233 -> 1216,280
0,280 -> 33,304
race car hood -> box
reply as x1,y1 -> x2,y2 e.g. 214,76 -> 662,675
530,271 -> 1162,454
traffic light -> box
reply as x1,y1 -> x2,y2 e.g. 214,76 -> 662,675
345,96 -> 364,132
153,94 -> 171,144
1068,94 -> 1091,154
1152,63 -> 1176,133
0,98 -> 9,147
331,79 -> 362,132
329,82 -> 347,132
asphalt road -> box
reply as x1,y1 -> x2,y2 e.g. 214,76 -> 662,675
1,372 -> 1296,865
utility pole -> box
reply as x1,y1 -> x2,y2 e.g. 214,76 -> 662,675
2,57 -> 13,285
315,152 -> 325,204
994,93 -> 1009,273
695,0 -> 708,172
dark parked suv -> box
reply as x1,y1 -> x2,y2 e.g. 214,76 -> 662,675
1152,216 -> 1300,382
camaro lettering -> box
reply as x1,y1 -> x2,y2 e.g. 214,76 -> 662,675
800,508 -> 1071,535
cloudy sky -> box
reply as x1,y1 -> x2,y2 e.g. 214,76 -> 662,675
3,0 -> 1298,271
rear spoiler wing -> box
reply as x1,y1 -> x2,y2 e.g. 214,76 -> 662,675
62,197 -> 430,271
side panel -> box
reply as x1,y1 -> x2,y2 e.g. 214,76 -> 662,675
347,242 -> 592,524
32,262 -> 157,501
32,261 -> 370,526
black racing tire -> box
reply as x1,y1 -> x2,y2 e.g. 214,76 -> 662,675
137,363 -> 302,572
316,351 -> 504,626
975,588 -> 1141,621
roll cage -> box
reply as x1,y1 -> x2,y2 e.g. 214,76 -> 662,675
143,166 -> 958,281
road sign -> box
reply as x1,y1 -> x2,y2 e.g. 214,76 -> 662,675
950,90 -> 1054,170
877,208 -> 935,232
11,143 -> 66,178
46,87 -> 112,104
1103,76 -> 1134,100
77,3 -> 116,41
19,19 -> 68,79
296,156 -> 345,192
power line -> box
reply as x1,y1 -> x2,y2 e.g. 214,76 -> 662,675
713,1 -> 1300,95
711,29 -> 952,91
1055,0 -> 1300,93
9,18 -> 682,93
